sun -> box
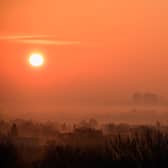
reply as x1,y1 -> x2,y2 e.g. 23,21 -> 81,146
29,53 -> 44,67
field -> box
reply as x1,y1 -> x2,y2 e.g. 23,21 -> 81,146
0,120 -> 168,168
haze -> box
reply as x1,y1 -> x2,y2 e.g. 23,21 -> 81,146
0,0 -> 168,122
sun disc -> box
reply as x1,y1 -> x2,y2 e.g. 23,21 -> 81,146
29,53 -> 44,67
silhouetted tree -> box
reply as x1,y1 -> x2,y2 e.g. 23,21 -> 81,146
10,123 -> 18,137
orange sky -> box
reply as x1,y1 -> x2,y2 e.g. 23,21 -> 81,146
0,0 -> 168,121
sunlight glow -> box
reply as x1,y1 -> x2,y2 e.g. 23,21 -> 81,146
29,53 -> 44,67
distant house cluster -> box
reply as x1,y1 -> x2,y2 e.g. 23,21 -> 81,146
132,92 -> 161,105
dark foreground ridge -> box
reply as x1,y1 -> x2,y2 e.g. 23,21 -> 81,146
0,121 -> 168,168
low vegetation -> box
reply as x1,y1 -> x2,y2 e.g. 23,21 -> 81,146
0,124 -> 168,168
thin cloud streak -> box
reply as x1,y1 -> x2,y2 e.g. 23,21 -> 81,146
15,39 -> 81,45
0,35 -> 81,45
0,35 -> 50,40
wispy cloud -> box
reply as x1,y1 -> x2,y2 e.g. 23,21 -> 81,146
0,35 -> 80,45
15,39 -> 80,45
0,35 -> 49,40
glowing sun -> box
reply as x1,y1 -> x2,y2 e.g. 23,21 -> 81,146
29,53 -> 44,67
